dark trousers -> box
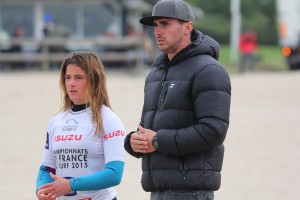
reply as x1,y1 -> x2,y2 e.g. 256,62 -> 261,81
150,190 -> 214,200
240,53 -> 256,73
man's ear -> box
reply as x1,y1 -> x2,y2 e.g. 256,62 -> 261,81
184,22 -> 194,35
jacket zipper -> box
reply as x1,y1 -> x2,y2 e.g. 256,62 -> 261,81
159,86 -> 168,111
179,158 -> 187,180
158,64 -> 170,111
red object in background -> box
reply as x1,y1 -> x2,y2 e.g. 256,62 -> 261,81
239,31 -> 258,55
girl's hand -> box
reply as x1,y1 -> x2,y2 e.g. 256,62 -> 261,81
38,173 -> 71,198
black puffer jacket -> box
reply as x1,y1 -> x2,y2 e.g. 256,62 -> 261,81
124,30 -> 231,192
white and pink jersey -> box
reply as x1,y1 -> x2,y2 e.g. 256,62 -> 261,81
41,105 -> 126,200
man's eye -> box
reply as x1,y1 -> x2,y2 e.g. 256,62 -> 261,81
161,22 -> 168,26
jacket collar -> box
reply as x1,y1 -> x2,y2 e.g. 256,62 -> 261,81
151,30 -> 220,69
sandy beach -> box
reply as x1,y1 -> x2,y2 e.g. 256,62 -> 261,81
0,67 -> 299,200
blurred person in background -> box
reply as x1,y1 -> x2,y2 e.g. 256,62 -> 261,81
239,30 -> 258,73
141,29 -> 154,65
124,0 -> 231,200
9,26 -> 25,53
0,29 -> 11,70
4,26 -> 26,69
36,52 -> 126,200
0,29 -> 10,51
124,24 -> 154,67
41,13 -> 70,70
125,24 -> 139,67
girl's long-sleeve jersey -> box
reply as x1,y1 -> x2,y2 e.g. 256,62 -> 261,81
38,105 -> 126,200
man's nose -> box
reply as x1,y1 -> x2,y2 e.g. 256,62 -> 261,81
154,27 -> 162,36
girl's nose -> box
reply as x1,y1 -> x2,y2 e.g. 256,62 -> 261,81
68,77 -> 76,85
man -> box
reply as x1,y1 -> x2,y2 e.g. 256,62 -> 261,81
124,0 -> 231,199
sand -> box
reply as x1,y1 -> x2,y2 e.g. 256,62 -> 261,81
0,68 -> 299,200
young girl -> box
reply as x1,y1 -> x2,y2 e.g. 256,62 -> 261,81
36,52 -> 125,200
